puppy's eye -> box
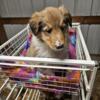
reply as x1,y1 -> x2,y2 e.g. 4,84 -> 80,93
42,26 -> 52,34
60,25 -> 66,32
46,28 -> 52,33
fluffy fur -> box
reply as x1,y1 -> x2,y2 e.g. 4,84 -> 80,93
27,33 -> 68,59
27,6 -> 72,59
27,6 -> 72,100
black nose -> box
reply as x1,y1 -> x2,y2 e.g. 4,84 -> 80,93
56,44 -> 64,49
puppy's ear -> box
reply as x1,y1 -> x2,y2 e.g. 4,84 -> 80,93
64,13 -> 72,27
29,13 -> 44,35
29,20 -> 37,35
59,6 -> 72,27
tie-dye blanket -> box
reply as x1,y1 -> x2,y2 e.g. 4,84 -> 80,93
2,28 -> 80,93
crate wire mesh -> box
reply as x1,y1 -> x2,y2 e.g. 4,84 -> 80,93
0,23 -> 98,100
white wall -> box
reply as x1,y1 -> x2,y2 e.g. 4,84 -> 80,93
0,0 -> 100,54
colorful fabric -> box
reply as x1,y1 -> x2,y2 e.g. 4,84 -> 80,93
3,28 -> 80,93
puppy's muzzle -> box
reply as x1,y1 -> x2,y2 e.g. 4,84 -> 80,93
56,44 -> 64,49
55,40 -> 64,50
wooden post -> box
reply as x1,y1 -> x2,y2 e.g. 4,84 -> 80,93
0,24 -> 8,45
0,16 -> 100,24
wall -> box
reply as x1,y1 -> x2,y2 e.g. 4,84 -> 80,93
0,0 -> 100,54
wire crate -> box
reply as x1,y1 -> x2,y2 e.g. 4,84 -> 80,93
0,23 -> 98,100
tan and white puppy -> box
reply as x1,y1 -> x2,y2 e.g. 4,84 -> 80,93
27,6 -> 72,100
27,6 -> 72,59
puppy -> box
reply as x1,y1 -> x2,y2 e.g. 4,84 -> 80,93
27,6 -> 72,100
27,6 -> 72,59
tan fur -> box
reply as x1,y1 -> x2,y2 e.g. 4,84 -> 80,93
27,7 -> 72,100
27,6 -> 72,59
26,41 -> 38,57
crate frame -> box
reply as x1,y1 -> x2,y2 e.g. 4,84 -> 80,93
0,23 -> 98,100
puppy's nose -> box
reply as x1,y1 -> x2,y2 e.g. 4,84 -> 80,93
55,40 -> 64,49
56,44 -> 64,49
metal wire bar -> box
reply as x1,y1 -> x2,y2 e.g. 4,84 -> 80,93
15,86 -> 24,100
77,26 -> 91,60
26,86 -> 78,95
6,84 -> 17,100
0,62 -> 90,71
12,41 -> 26,56
9,42 -> 25,55
27,89 -> 33,100
11,78 -> 79,85
31,90 -> 37,100
77,34 -> 89,90
37,90 -> 40,100
1,32 -> 26,55
22,88 -> 29,100
25,83 -> 79,90
86,67 -> 98,100
0,55 -> 96,66
0,78 -> 9,92
35,90 -> 40,100
80,81 -> 86,100
0,27 -> 27,50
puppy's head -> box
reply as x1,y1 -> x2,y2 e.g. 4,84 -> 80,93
29,6 -> 72,51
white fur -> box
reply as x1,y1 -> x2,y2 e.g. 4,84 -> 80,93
31,34 -> 69,99
32,34 -> 52,58
31,34 -> 68,59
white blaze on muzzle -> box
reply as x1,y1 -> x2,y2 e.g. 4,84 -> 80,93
55,40 -> 61,47
55,40 -> 64,50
